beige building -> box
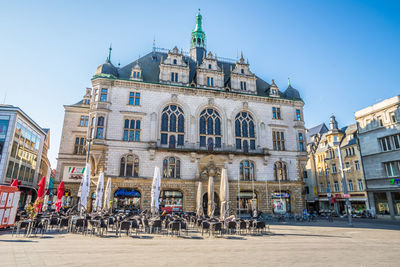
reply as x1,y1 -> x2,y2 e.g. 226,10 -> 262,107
306,116 -> 368,215
56,11 -> 307,216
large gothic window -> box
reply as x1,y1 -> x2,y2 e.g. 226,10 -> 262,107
199,108 -> 222,150
274,161 -> 287,181
120,154 -> 139,177
160,105 -> 184,148
163,156 -> 181,178
235,112 -> 255,151
240,160 -> 255,181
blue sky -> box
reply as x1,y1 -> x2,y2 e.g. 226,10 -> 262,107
1,0 -> 399,167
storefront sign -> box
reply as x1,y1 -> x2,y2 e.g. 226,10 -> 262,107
272,192 -> 290,199
390,178 -> 400,186
114,189 -> 140,197
63,166 -> 85,182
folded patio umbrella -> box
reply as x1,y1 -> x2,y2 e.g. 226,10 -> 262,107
103,178 -> 112,212
151,166 -> 161,216
55,181 -> 65,212
220,168 -> 229,220
196,182 -> 203,216
208,176 -> 214,217
94,172 -> 104,211
78,163 -> 91,213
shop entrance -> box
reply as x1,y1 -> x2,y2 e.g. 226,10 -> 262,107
113,188 -> 141,212
272,192 -> 291,214
160,190 -> 183,214
203,192 -> 220,216
237,191 -> 257,215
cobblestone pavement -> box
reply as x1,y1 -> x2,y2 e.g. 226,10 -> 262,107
0,220 -> 399,267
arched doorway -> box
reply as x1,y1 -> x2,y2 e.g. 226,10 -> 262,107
203,192 -> 220,216
113,188 -> 141,212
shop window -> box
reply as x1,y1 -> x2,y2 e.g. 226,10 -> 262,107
272,131 -> 285,151
374,192 -> 390,215
129,92 -> 141,106
240,160 -> 255,181
391,192 -> 400,215
199,109 -> 221,150
271,192 -> 290,214
119,154 -> 139,177
272,107 -> 281,119
235,112 -> 256,151
237,191 -> 257,214
274,161 -> 287,181
163,157 -> 181,178
160,105 -> 184,148
123,119 -> 141,142
114,188 -> 141,211
160,190 -> 183,213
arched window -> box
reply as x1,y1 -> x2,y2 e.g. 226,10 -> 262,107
240,160 -> 255,181
160,105 -> 184,148
274,161 -> 287,181
199,108 -> 222,150
120,154 -> 139,177
235,112 -> 255,151
163,156 -> 181,178
173,59 -> 177,64
96,116 -> 105,139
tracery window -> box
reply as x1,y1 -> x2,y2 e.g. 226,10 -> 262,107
274,161 -> 287,181
199,108 -> 221,150
235,112 -> 256,151
120,154 -> 139,177
240,160 -> 255,181
163,157 -> 181,178
160,105 -> 184,148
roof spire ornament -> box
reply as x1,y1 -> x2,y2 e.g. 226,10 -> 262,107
288,77 -> 291,87
191,8 -> 206,49
107,44 -> 112,62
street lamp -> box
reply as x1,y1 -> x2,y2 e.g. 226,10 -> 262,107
337,144 -> 353,226
324,158 -> 332,218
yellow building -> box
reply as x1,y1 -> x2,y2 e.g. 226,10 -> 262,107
309,116 -> 368,215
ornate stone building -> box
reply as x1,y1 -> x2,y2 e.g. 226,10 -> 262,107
56,11 -> 307,215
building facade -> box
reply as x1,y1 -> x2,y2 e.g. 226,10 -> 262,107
306,116 -> 368,215
355,95 -> 400,219
56,11 -> 307,215
0,105 -> 49,208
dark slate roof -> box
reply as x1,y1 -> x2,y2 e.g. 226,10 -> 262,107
341,123 -> 358,147
95,50 -> 302,101
307,123 -> 328,138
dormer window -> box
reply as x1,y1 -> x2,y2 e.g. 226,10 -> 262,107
240,81 -> 247,90
208,64 -> 212,69
171,72 -> 178,82
207,77 -> 214,87
241,69 -> 244,74
173,59 -> 177,65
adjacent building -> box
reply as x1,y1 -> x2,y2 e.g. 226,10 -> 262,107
56,11 -> 308,215
355,95 -> 400,219
0,105 -> 50,208
306,116 -> 368,214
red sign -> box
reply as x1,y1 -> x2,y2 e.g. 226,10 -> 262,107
343,194 -> 351,198
0,185 -> 21,228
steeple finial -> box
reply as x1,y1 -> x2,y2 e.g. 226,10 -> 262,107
152,36 -> 156,52
107,44 -> 112,62
191,8 -> 206,49
288,77 -> 291,87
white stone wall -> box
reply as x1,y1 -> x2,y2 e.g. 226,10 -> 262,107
91,81 -> 304,182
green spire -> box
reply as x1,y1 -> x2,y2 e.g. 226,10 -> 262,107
191,9 -> 206,48
107,44 -> 112,62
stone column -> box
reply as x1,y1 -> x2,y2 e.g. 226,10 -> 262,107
386,191 -> 395,219
368,191 -> 375,213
